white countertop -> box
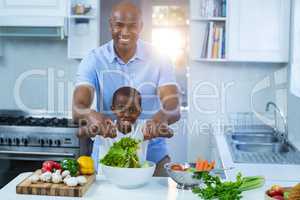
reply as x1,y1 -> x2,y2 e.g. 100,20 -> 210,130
0,172 -> 299,200
214,131 -> 300,181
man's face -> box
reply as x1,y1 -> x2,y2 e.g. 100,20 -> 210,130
111,95 -> 141,132
109,9 -> 143,52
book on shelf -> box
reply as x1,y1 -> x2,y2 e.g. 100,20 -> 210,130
206,22 -> 214,58
221,0 -> 226,17
201,23 -> 210,58
199,0 -> 226,18
201,22 -> 225,59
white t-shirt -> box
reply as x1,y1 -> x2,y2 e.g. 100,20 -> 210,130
96,120 -> 148,173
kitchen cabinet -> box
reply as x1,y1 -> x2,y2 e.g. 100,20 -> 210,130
190,0 -> 227,62
67,0 -> 100,59
0,0 -> 67,27
190,0 -> 291,63
227,0 -> 290,63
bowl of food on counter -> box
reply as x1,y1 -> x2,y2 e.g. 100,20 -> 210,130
164,159 -> 216,190
265,184 -> 300,200
100,137 -> 156,189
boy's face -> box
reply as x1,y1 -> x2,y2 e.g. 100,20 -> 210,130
111,94 -> 141,132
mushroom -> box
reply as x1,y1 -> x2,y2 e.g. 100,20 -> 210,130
62,170 -> 70,178
40,171 -> 52,182
51,173 -> 62,184
65,177 -> 78,187
28,174 -> 39,184
77,176 -> 87,186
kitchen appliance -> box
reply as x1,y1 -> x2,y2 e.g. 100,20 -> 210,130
0,110 -> 81,188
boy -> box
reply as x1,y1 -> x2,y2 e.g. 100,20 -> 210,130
94,86 -> 173,175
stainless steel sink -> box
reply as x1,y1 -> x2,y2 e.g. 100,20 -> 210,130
225,125 -> 300,164
231,134 -> 279,143
234,143 -> 292,154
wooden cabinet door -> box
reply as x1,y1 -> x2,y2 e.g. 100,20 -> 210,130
227,0 -> 290,62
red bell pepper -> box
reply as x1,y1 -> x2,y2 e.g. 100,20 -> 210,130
41,160 -> 61,172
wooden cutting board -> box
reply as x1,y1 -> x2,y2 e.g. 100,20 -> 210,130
16,170 -> 96,197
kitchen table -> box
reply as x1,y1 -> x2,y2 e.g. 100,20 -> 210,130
1,172 -> 299,200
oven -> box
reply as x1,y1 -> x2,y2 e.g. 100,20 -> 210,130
0,110 -> 85,188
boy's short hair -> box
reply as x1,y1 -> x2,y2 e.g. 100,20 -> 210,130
112,86 -> 142,106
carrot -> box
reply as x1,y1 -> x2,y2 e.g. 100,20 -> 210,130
202,160 -> 208,171
206,163 -> 212,171
211,160 -> 216,169
196,160 -> 204,171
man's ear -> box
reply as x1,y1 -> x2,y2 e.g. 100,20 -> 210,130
109,19 -> 113,33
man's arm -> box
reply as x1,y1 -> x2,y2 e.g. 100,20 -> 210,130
152,84 -> 181,125
72,85 -> 94,123
72,85 -> 117,138
143,84 -> 180,140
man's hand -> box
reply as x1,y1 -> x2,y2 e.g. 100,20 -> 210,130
142,120 -> 174,140
77,110 -> 117,139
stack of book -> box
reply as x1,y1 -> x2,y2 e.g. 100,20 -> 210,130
200,0 -> 226,17
201,22 -> 225,59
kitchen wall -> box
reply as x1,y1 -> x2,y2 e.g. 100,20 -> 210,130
187,62 -> 288,161
0,38 -> 78,116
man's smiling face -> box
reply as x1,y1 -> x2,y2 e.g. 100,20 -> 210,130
109,3 -> 143,52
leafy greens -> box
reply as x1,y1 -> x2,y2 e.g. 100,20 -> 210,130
192,172 -> 265,200
100,137 -> 142,168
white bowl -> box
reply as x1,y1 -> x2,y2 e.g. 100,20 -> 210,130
101,161 -> 156,189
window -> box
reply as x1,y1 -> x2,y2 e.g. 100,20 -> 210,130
151,2 -> 189,106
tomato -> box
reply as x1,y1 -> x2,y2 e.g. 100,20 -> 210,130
171,164 -> 184,171
271,195 -> 284,200
268,185 -> 284,197
268,190 -> 284,197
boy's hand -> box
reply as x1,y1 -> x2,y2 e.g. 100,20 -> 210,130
142,120 -> 174,140
77,110 -> 117,138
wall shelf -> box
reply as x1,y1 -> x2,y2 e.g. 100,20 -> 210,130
191,17 -> 226,21
69,15 -> 96,19
191,58 -> 228,62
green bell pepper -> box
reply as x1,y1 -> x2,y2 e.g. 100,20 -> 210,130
60,159 -> 79,176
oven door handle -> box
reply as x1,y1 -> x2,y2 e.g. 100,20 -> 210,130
0,150 -> 75,157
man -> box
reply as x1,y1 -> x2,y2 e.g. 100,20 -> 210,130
72,1 -> 180,176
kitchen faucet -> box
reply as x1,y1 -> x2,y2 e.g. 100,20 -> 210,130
265,101 -> 288,143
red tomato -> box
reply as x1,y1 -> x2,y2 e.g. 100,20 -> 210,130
271,195 -> 284,200
171,164 -> 184,171
268,185 -> 284,197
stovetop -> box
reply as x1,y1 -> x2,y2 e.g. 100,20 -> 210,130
0,110 -> 79,148
0,116 -> 70,127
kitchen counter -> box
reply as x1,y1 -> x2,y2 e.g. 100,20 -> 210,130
0,172 -> 299,200
214,130 -> 300,181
